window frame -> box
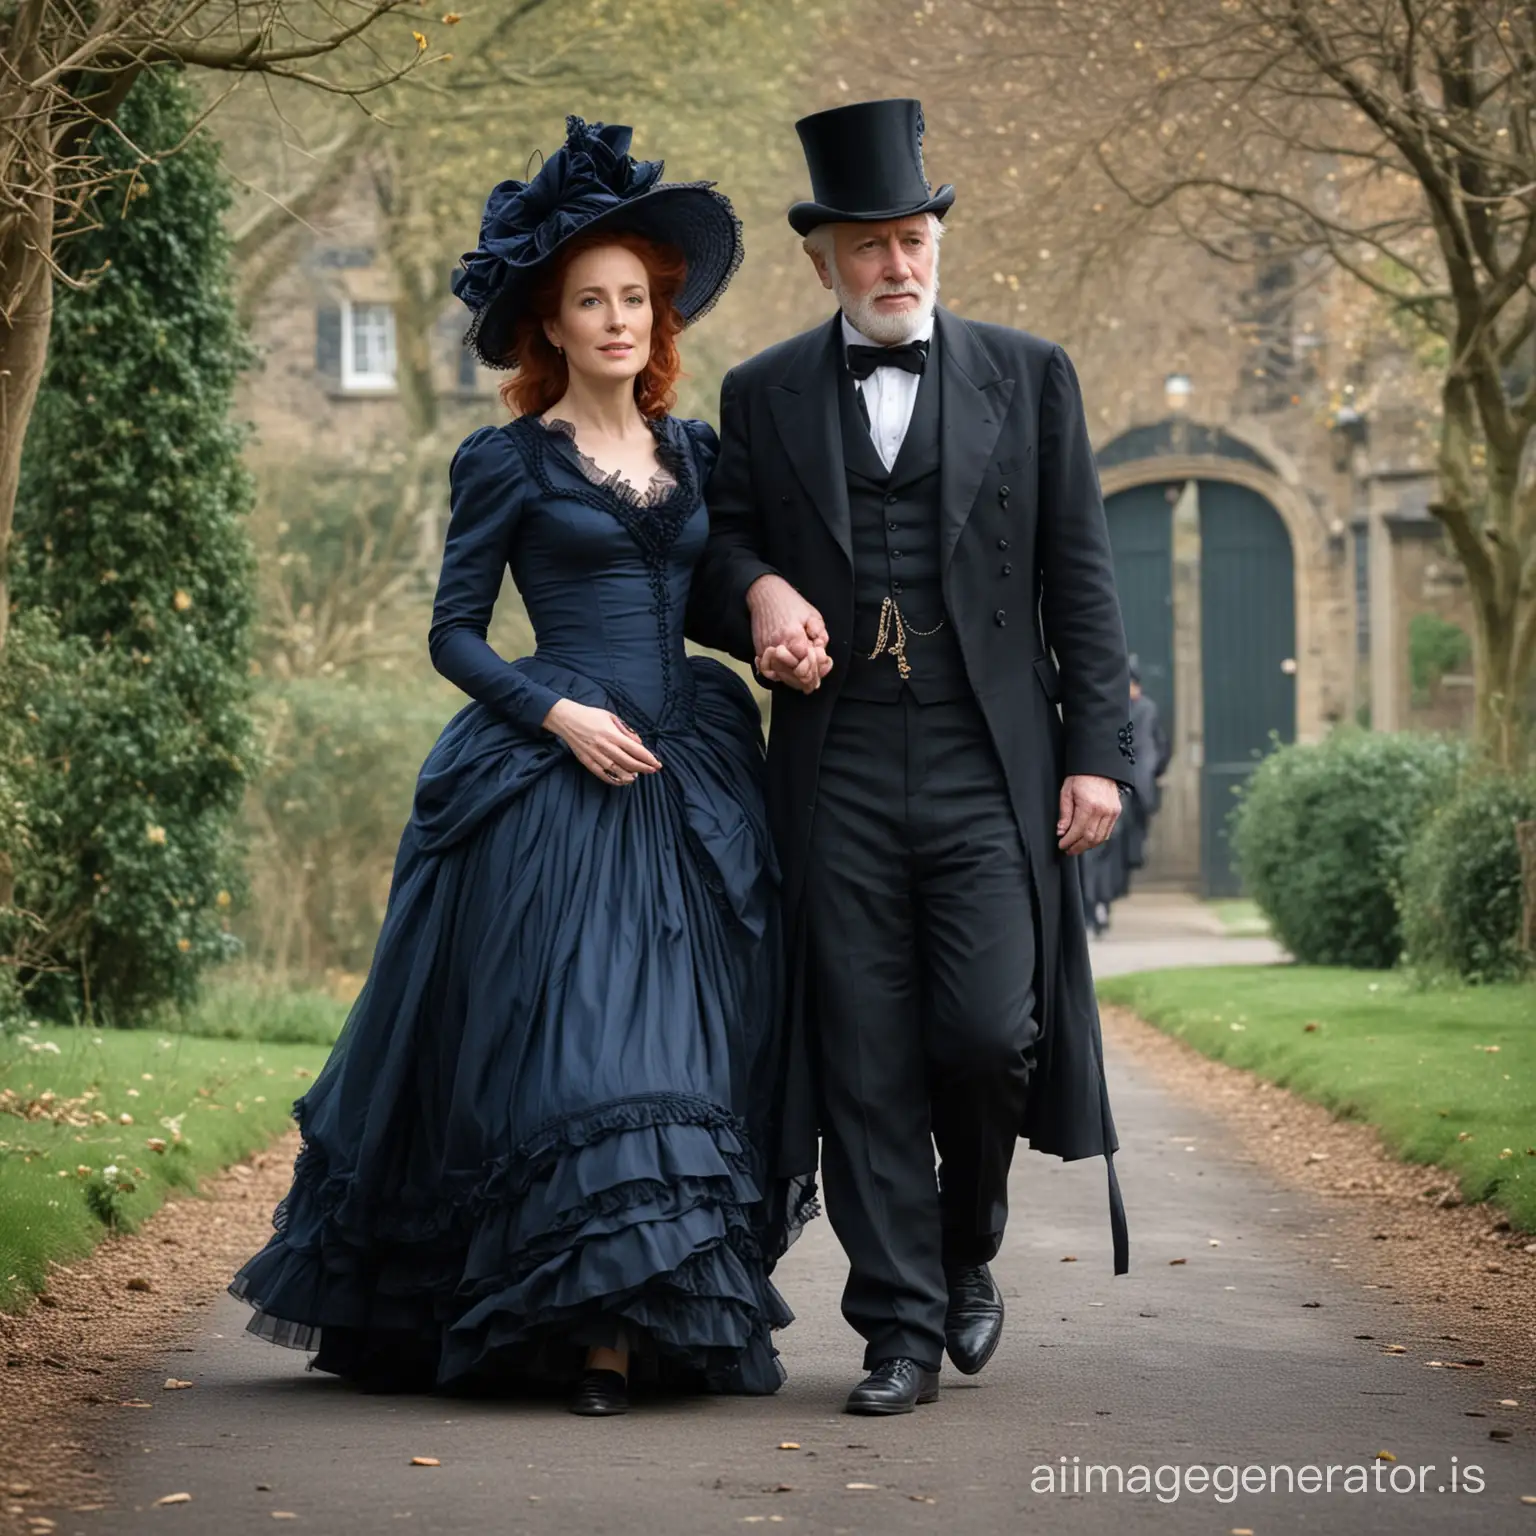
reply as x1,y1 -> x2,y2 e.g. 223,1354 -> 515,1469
339,299 -> 398,391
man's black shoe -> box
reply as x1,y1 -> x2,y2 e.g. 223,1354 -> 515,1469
944,1263 -> 1004,1375
844,1358 -> 940,1416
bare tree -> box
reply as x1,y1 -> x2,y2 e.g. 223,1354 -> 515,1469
941,0 -> 1536,766
0,0 -> 441,657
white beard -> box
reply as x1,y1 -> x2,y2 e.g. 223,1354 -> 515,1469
832,262 -> 939,344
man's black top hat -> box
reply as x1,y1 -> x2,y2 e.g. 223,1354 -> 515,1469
788,98 -> 955,237
452,116 -> 742,369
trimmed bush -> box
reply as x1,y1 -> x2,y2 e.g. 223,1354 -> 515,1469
1230,730 -> 1465,968
1399,772 -> 1536,984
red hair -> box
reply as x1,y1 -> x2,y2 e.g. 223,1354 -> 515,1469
501,231 -> 688,420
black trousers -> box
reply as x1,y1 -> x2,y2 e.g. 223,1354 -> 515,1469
805,693 -> 1038,1371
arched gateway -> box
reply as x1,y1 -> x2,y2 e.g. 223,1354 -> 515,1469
1097,421 -> 1299,896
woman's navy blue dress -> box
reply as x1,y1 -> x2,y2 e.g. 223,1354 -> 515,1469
231,413 -> 811,1395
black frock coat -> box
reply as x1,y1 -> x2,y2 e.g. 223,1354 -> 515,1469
686,307 -> 1133,1272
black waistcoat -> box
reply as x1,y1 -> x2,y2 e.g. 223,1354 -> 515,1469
838,340 -> 971,704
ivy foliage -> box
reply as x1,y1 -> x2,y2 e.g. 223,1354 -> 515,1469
7,65 -> 257,1022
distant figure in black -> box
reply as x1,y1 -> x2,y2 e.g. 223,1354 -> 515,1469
1082,656 -> 1171,935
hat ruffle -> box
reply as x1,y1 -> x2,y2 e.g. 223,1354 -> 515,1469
452,118 -> 664,313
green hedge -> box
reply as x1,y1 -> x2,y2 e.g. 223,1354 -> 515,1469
1400,772 -> 1536,984
1230,730 -> 1465,968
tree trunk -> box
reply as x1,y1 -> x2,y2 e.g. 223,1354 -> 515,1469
0,201 -> 56,660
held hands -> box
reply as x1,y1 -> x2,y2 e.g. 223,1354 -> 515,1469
747,575 -> 834,694
543,699 -> 662,787
1057,774 -> 1122,855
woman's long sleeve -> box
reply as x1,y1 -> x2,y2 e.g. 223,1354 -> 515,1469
427,426 -> 563,734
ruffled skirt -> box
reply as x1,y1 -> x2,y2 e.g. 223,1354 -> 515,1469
230,658 -> 812,1394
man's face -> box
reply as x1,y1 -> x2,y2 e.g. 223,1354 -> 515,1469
807,215 -> 939,343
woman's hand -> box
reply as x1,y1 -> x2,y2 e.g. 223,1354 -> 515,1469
543,700 -> 662,786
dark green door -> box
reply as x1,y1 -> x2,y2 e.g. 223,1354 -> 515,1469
1103,482 -> 1176,733
1199,481 -> 1296,896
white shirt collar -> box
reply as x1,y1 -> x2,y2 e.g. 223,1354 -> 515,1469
840,311 -> 936,354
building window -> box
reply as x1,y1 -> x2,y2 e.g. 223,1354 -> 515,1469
341,301 -> 396,390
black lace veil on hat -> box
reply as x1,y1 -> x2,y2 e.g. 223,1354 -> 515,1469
452,116 -> 744,369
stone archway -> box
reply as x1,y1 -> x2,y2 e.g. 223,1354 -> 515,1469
1098,426 -> 1308,894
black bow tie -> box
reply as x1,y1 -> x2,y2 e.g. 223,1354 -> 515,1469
846,339 -> 929,381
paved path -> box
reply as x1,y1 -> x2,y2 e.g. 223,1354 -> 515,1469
74,899 -> 1536,1535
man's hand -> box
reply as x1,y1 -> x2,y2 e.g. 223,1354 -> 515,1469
747,574 -> 833,694
1057,774 -> 1122,855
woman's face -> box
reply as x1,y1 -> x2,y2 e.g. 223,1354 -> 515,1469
544,244 -> 653,388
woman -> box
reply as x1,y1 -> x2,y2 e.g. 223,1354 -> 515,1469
231,118 -> 815,1416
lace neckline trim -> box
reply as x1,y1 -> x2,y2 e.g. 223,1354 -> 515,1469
539,416 -> 678,509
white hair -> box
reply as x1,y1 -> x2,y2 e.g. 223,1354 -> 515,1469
802,215 -> 944,343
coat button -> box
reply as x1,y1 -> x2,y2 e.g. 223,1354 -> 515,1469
998,538 -> 1010,550
891,549 -> 902,559
995,609 -> 1007,626
1001,563 -> 1012,576
999,485 -> 1011,500
885,493 -> 899,505
887,521 -> 898,531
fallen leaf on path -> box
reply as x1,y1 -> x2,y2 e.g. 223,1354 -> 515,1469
1520,1495 -> 1536,1504
910,1494 -> 937,1503
1500,1400 -> 1520,1407
163,1379 -> 193,1390
1208,1239 -> 1221,1247
1060,1255 -> 1077,1262
6,1484 -> 32,1497
409,1457 -> 440,1467
777,1442 -> 800,1450
1168,1258 -> 1187,1265
126,1278 -> 152,1293
1375,1451 -> 1396,1463
845,1482 -> 879,1490
153,1492 -> 192,1505
119,1399 -> 152,1408
1490,1429 -> 1514,1442
1381,1345 -> 1407,1354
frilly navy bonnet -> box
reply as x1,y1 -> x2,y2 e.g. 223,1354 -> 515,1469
452,116 -> 743,368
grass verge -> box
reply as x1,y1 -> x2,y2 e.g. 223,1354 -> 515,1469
1097,966 -> 1536,1232
0,1008 -> 340,1313
1205,898 -> 1271,937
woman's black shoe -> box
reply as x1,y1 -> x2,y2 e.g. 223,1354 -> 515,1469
569,1368 -> 630,1416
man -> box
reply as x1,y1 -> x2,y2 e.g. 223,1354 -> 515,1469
1124,658 -> 1172,877
688,99 -> 1133,1416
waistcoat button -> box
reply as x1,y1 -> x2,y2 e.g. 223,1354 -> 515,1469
995,609 -> 1007,626
1002,562 -> 1012,576
998,538 -> 1010,550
